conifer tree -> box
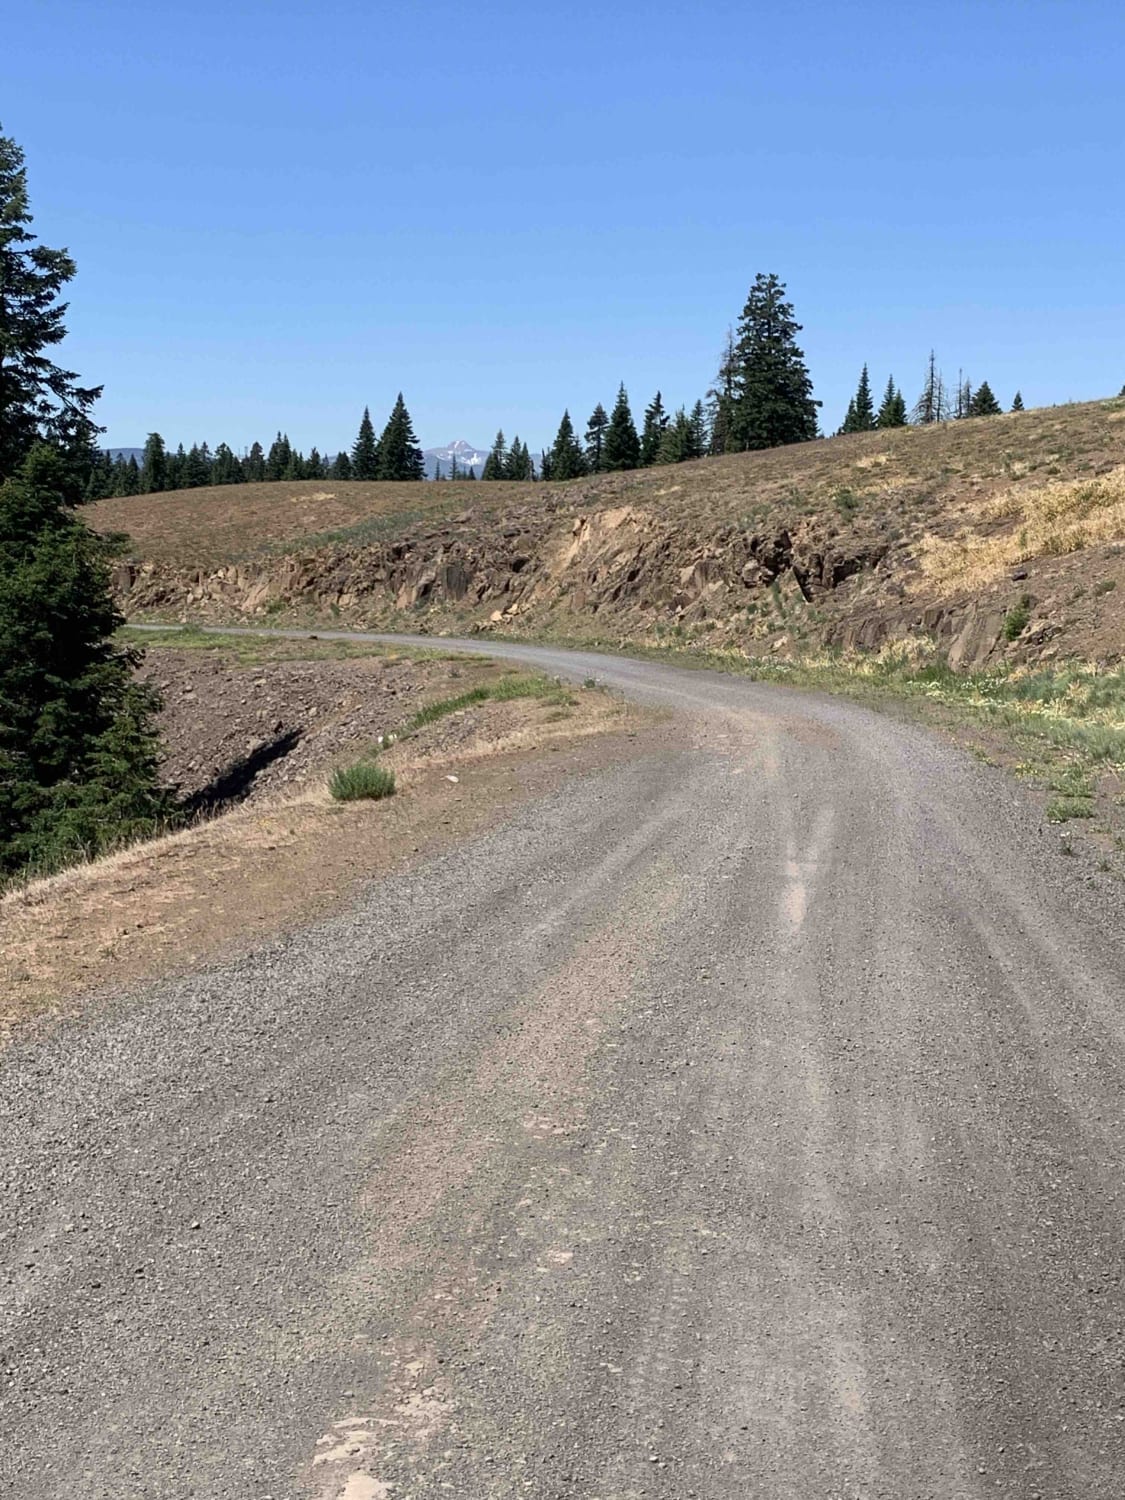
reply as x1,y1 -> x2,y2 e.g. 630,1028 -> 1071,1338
432,458 -> 443,481
841,365 -> 875,433
838,399 -> 857,436
913,352 -> 950,425
641,392 -> 669,466
505,437 -> 533,481
604,384 -> 641,471
706,329 -> 739,454
141,432 -> 167,493
245,441 -> 266,482
376,394 -> 425,481
482,430 -> 508,480
549,410 -> 587,480
954,373 -> 972,420
466,467 -> 476,481
184,443 -> 211,488
584,403 -> 609,472
727,274 -> 820,450
688,400 -> 708,458
124,454 -> 141,494
330,449 -> 352,480
1011,391 -> 1025,412
0,445 -> 170,875
351,407 -> 379,480
876,376 -> 907,428
657,407 -> 692,464
448,453 -> 460,481
0,127 -> 103,483
539,448 -> 553,482
969,380 -> 1001,417
305,447 -> 325,479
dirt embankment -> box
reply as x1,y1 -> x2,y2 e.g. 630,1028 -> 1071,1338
1,637 -> 651,1035
92,398 -> 1125,670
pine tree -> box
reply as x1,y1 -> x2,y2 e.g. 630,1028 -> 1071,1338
432,458 -> 443,481
376,394 -> 425,481
727,273 -> 820,450
305,447 -> 325,479
265,432 -> 291,481
245,441 -> 266,482
124,455 -> 141,494
969,380 -> 1001,417
876,375 -> 907,429
140,432 -> 167,493
330,449 -> 352,480
184,443 -> 211,488
539,448 -> 553,482
706,328 -> 739,454
913,352 -> 950,425
351,407 -> 379,480
505,437 -> 533,481
585,403 -> 609,472
1011,391 -> 1025,412
838,399 -> 857,436
688,400 -> 708,459
0,446 -> 170,876
549,410 -> 587,480
603,384 -> 641,471
657,407 -> 692,464
641,392 -> 669,466
0,127 -> 103,484
482,429 -> 508,480
448,452 -> 460,481
841,365 -> 875,433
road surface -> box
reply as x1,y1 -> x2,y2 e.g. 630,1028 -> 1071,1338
4,633 -> 1125,1498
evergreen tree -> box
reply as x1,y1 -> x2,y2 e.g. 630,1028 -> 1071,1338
140,432 -> 167,493
603,384 -> 641,471
505,437 -> 533,481
482,429 -> 508,480
167,443 -> 187,491
913,351 -> 950,424
351,406 -> 379,480
841,365 -> 875,433
245,441 -> 266,483
329,449 -> 352,480
688,400 -> 708,458
1011,391 -> 1025,412
727,273 -> 820,450
549,410 -> 587,480
110,453 -> 130,496
466,467 -> 476,481
376,393 -> 425,481
265,432 -> 289,481
838,399 -> 857,436
955,373 -> 972,420
212,442 -> 240,485
706,328 -> 739,454
0,446 -> 170,876
969,380 -> 1002,417
432,458 -> 443,481
875,375 -> 907,428
448,452 -> 460,481
641,391 -> 669,466
539,448 -> 553,482
124,455 -> 141,494
0,127 -> 103,484
305,446 -> 325,479
657,407 -> 692,464
585,403 -> 609,472
184,443 -> 211,488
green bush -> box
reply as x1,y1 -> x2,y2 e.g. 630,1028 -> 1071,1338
329,762 -> 396,802
1003,594 -> 1032,641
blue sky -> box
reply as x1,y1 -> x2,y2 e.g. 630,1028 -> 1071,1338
5,0 -> 1123,452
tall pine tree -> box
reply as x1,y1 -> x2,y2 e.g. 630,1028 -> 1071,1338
351,407 -> 379,479
727,273 -> 820,450
585,403 -> 609,472
968,380 -> 1002,417
481,430 -> 508,481
840,365 -> 875,433
1011,391 -> 1025,412
603,384 -> 641,471
641,392 -> 669,466
548,410 -> 587,480
376,394 -> 425,481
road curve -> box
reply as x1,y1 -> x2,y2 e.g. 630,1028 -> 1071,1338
4,633 -> 1125,1498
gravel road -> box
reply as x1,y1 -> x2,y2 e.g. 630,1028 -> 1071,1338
4,633 -> 1125,1498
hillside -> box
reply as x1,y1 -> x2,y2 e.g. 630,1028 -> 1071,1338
90,397 -> 1125,669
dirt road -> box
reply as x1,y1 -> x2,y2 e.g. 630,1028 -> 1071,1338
4,635 -> 1125,1497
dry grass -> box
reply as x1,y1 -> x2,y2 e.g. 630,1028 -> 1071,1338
919,464 -> 1125,595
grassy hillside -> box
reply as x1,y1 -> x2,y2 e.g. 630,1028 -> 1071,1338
90,396 -> 1125,669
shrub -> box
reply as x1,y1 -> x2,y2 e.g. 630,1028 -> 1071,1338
329,762 -> 396,802
1003,595 -> 1032,641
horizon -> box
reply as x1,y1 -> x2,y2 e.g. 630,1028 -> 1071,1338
7,0 -> 1124,451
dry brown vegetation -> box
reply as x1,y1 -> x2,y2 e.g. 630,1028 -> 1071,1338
90,396 -> 1125,671
0,631 -> 649,1037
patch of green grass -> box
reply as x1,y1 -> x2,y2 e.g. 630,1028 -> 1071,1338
118,626 -> 437,666
1046,794 -> 1095,822
401,673 -> 574,734
329,761 -> 396,801
1003,594 -> 1032,641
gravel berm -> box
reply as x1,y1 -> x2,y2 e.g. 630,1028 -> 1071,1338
4,629 -> 1125,1498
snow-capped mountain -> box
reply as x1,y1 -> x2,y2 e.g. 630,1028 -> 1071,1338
423,438 -> 489,477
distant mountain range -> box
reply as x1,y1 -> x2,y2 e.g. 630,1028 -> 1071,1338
108,439 -> 540,480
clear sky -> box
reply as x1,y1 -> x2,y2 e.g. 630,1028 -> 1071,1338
5,0 -> 1123,453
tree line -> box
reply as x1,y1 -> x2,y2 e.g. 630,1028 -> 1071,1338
837,356 -> 1022,435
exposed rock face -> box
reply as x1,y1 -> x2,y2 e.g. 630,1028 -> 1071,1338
114,497 -> 1121,671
